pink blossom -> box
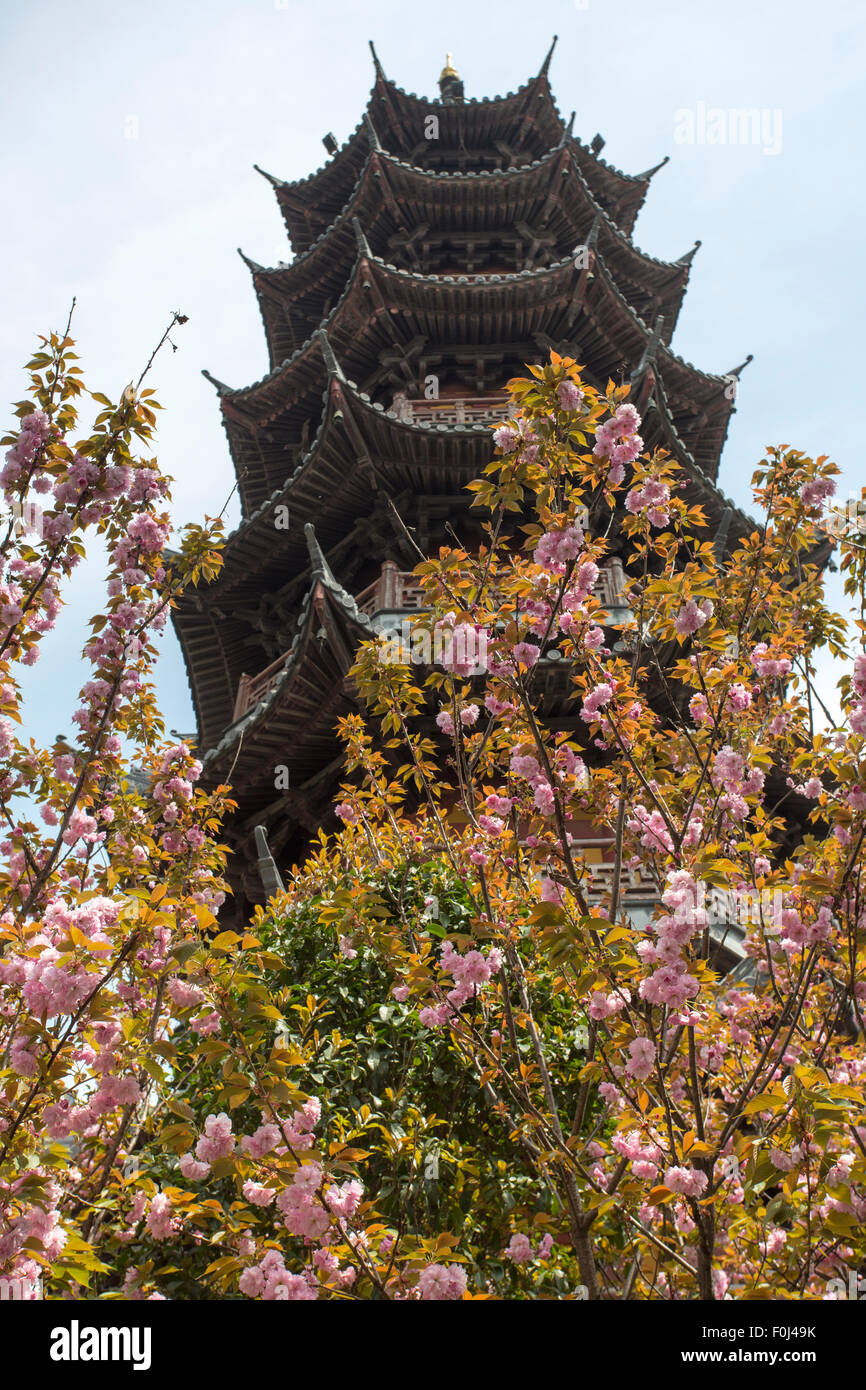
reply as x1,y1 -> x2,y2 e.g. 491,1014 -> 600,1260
325,1178 -> 363,1219
436,710 -> 455,736
593,404 -> 643,472
750,643 -> 792,679
534,525 -> 584,570
191,1010 -> 220,1036
512,641 -> 540,668
240,1123 -> 281,1161
639,965 -> 700,1010
510,751 -> 540,780
627,805 -> 674,854
242,1181 -> 276,1207
624,1037 -> 656,1081
167,977 -> 205,1009
179,1154 -> 210,1181
505,1233 -> 533,1263
675,598 -> 712,637
540,877 -> 564,905
417,1263 -> 467,1300
581,682 -> 613,721
195,1112 -> 234,1164
714,745 -> 745,790
664,1166 -> 708,1198
438,622 -> 487,677
587,990 -> 627,1020
727,683 -> 752,712
556,380 -> 583,411
146,1193 -> 179,1241
493,426 -> 519,452
800,477 -> 836,507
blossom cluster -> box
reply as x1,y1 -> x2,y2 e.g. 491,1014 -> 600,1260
592,403 -> 643,484
418,940 -> 503,1028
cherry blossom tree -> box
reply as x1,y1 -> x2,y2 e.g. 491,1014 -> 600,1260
2,334 -> 864,1302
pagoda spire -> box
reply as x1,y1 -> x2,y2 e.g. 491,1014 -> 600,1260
368,39 -> 387,82
438,53 -> 464,104
237,247 -> 264,274
726,353 -> 754,378
252,163 -> 283,190
539,34 -> 558,77
677,240 -> 702,265
639,154 -> 670,180
173,40 -> 773,904
201,368 -> 233,396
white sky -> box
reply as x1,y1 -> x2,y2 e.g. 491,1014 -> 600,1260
2,0 -> 864,750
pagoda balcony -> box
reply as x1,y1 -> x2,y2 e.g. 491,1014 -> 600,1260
354,559 -> 632,625
231,559 -> 635,721
574,835 -> 753,983
232,652 -> 294,723
354,561 -> 428,618
392,394 -> 509,428
232,564 -> 429,721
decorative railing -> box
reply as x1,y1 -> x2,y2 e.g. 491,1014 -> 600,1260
355,559 -> 628,618
233,560 -> 631,721
232,652 -> 290,722
354,561 -> 428,616
391,394 -> 510,428
573,837 -> 750,978
572,839 -> 659,902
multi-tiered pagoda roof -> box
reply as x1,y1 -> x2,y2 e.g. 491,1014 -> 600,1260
173,39 -> 762,910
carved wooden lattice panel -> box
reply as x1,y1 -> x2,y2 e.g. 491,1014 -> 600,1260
405,395 -> 509,427
572,838 -> 659,902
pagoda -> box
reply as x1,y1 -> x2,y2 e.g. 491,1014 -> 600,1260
173,39 -> 764,921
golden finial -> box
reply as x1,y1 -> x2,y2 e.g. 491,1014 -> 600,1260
440,52 -> 459,81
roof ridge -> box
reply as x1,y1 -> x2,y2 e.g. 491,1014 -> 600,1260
591,246 -> 737,389
257,143 -> 685,296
